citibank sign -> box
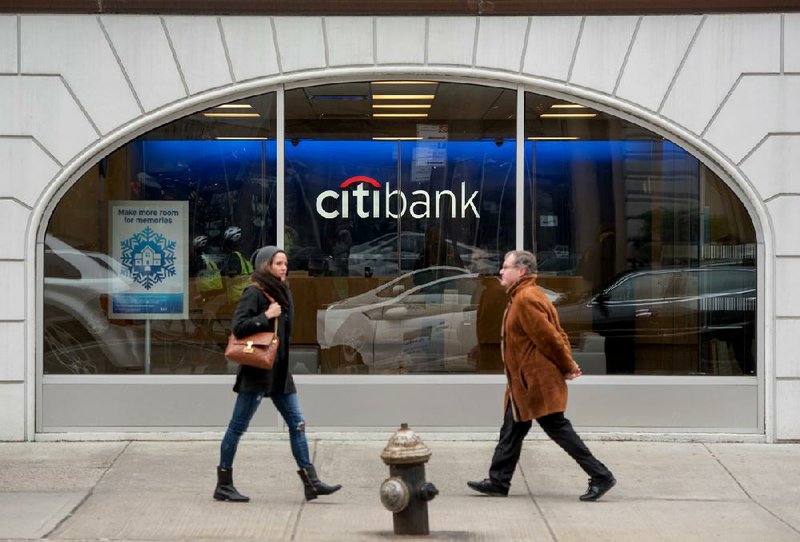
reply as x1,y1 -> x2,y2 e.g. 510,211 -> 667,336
315,176 -> 480,219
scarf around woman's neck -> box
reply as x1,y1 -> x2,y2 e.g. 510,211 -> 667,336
251,270 -> 290,310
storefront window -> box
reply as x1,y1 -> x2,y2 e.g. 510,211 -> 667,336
43,94 -> 277,374
285,81 -> 516,374
41,83 -> 757,378
524,92 -> 756,376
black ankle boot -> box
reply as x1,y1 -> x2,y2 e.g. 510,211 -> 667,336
297,465 -> 342,501
214,467 -> 250,502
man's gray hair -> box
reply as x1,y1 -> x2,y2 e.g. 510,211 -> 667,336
505,250 -> 538,274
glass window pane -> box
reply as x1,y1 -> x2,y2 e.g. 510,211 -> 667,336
286,81 -> 515,374
41,84 -> 758,379
43,94 -> 277,375
524,92 -> 757,376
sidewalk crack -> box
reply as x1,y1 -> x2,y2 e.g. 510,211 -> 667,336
703,443 -> 800,537
520,463 -> 558,542
43,441 -> 132,539
289,439 -> 319,540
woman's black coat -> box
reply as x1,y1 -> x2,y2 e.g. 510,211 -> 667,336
230,284 -> 295,395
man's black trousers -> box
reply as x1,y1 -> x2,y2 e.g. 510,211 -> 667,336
488,403 -> 613,489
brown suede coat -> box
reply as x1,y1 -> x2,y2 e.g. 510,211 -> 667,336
502,275 -> 578,421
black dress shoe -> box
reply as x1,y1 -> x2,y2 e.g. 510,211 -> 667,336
579,476 -> 616,501
467,478 -> 509,497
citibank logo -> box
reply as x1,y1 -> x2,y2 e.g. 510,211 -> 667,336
315,176 -> 480,219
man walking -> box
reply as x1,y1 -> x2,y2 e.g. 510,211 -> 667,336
468,250 -> 616,501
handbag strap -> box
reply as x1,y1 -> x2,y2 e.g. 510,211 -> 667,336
260,290 -> 279,339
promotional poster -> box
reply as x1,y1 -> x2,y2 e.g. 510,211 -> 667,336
109,200 -> 189,320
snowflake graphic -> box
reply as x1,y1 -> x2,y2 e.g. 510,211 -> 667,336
120,227 -> 177,290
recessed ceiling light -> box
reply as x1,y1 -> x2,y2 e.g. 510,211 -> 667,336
539,113 -> 597,119
202,112 -> 261,118
550,104 -> 587,109
214,104 -> 254,109
372,95 -> 435,100
527,136 -> 580,140
373,113 -> 429,118
372,104 -> 432,109
372,136 -> 424,141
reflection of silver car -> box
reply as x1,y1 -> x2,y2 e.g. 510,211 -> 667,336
317,267 -> 563,373
43,235 -> 143,374
347,232 -> 501,276
317,266 -> 468,354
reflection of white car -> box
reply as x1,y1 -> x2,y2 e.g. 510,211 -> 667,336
317,267 -> 563,373
317,266 -> 469,352
347,232 -> 501,277
43,235 -> 143,374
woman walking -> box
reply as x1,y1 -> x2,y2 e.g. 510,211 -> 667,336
214,246 -> 341,503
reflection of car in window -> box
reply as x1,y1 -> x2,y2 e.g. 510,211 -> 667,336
556,265 -> 756,376
317,267 -> 563,374
43,235 -> 143,374
316,266 -> 469,359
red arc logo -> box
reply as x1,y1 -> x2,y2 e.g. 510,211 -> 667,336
340,176 -> 381,189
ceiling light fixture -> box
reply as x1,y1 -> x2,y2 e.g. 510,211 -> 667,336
214,104 -> 254,109
373,113 -> 429,118
550,104 -> 587,109
372,94 -> 435,100
372,136 -> 424,141
372,104 -> 432,109
202,112 -> 261,118
539,113 -> 597,119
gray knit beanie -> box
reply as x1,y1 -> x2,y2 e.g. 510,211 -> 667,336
253,245 -> 283,271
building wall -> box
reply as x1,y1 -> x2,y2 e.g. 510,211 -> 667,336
0,13 -> 797,441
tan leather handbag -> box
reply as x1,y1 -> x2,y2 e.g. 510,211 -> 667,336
224,291 -> 279,369
224,328 -> 278,369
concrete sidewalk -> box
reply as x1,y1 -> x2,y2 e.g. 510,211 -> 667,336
1,438 -> 799,541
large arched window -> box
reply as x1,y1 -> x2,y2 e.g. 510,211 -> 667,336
41,82 -> 755,378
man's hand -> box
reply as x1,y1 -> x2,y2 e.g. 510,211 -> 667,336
565,365 -> 582,380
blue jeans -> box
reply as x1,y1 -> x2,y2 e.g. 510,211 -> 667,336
219,392 -> 312,470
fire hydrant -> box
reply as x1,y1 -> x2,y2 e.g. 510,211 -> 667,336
379,423 -> 439,535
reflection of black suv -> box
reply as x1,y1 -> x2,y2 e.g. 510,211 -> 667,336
557,266 -> 756,375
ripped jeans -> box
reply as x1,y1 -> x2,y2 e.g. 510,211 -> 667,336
219,391 -> 312,470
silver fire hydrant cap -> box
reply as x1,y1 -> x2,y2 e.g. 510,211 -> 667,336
381,423 -> 432,465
